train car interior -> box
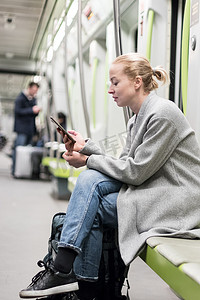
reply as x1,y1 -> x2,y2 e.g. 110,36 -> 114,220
0,0 -> 200,299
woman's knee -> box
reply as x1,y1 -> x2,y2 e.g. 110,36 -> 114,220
76,169 -> 106,187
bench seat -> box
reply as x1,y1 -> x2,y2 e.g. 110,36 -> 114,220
67,166 -> 86,192
48,160 -> 70,178
140,236 -> 200,300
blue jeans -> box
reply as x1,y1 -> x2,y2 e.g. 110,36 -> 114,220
12,133 -> 33,175
59,169 -> 123,281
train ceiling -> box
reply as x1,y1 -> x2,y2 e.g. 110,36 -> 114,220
0,0 -> 136,113
0,0 -> 64,109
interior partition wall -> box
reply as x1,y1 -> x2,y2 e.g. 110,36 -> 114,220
186,0 -> 200,144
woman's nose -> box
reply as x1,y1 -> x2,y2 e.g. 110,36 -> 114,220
108,86 -> 113,94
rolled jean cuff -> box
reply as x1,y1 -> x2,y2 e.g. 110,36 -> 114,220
58,243 -> 82,255
76,274 -> 98,282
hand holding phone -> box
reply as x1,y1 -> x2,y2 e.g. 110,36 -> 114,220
50,116 -> 76,144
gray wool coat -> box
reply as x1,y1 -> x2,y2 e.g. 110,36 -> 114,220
80,92 -> 200,265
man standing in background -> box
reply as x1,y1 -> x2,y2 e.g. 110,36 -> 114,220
12,81 -> 40,176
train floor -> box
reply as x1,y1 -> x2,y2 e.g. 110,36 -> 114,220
0,150 -> 180,300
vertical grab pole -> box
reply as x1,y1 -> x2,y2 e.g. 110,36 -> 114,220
77,0 -> 91,138
113,0 -> 123,57
64,3 -> 74,129
181,0 -> 190,115
113,0 -> 131,125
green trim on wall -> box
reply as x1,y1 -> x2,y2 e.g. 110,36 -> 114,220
181,0 -> 190,115
146,9 -> 155,61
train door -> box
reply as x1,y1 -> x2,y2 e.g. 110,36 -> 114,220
185,0 -> 200,144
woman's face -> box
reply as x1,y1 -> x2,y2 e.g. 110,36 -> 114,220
108,63 -> 137,108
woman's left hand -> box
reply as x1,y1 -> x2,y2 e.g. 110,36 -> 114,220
63,150 -> 88,168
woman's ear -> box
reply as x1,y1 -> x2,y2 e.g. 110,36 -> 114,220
134,76 -> 142,90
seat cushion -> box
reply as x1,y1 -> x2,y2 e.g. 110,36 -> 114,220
146,237 -> 200,266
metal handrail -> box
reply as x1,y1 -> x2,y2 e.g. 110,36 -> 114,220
64,12 -> 74,130
113,0 -> 123,57
77,0 -> 91,137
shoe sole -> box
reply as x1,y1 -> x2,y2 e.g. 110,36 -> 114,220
19,282 -> 79,298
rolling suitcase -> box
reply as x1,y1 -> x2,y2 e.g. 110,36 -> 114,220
14,145 -> 33,178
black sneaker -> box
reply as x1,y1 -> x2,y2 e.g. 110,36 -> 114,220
35,291 -> 79,300
19,260 -> 79,299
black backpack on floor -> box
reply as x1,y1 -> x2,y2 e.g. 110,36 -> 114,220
38,213 -> 130,300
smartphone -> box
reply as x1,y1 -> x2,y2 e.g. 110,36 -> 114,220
50,116 -> 76,143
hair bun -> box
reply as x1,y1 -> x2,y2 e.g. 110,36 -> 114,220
152,68 -> 156,76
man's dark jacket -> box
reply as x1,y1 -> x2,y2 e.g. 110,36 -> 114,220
14,92 -> 37,135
